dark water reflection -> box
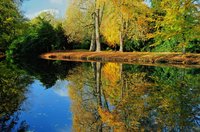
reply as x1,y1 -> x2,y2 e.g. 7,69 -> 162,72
0,59 -> 200,131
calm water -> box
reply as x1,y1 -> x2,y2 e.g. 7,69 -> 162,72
0,58 -> 200,132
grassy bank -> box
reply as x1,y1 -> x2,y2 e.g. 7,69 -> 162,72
41,51 -> 200,68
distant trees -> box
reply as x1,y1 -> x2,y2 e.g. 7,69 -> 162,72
63,0 -> 152,51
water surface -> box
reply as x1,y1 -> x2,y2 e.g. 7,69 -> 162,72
0,59 -> 199,131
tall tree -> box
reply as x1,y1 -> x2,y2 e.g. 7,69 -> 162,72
64,0 -> 106,51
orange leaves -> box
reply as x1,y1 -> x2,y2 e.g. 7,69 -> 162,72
98,107 -> 123,127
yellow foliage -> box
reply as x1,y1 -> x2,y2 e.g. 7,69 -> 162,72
63,0 -> 92,42
102,63 -> 122,103
100,0 -> 150,47
98,107 -> 124,127
102,63 -> 121,85
101,14 -> 120,46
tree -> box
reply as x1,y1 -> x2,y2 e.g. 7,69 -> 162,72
0,0 -> 25,52
100,0 -> 150,51
151,0 -> 200,53
64,0 -> 106,51
63,0 -> 92,44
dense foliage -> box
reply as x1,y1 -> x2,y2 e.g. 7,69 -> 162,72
0,0 -> 199,59
64,0 -> 200,53
6,13 -> 68,59
0,0 -> 25,52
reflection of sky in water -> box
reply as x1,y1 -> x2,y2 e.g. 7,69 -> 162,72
13,79 -> 72,132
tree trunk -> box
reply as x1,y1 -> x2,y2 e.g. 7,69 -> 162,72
89,29 -> 96,51
90,13 -> 96,51
119,11 -> 124,52
119,31 -> 123,52
182,33 -> 186,54
95,9 -> 101,52
182,46 -> 186,54
119,64 -> 124,99
96,62 -> 102,106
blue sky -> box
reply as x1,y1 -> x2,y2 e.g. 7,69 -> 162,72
21,0 -> 70,19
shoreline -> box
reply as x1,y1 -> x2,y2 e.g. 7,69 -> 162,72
41,51 -> 200,68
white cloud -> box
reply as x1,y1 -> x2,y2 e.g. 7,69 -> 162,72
50,0 -> 64,4
52,80 -> 69,97
26,9 -> 59,19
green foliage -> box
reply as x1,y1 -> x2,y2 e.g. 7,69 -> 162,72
0,61 -> 32,126
151,0 -> 200,53
0,0 -> 25,52
124,39 -> 151,52
152,38 -> 180,52
72,37 -> 90,49
186,39 -> 200,53
7,17 -> 68,58
14,57 -> 77,88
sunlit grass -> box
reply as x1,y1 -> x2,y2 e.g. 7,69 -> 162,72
41,51 -> 200,68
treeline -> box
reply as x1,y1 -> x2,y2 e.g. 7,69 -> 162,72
7,13 -> 68,58
63,0 -> 200,53
0,0 -> 69,59
0,0 -> 199,59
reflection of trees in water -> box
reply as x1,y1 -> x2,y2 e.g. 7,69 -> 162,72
67,63 -> 200,131
148,67 -> 200,131
67,62 -> 103,131
0,58 -> 78,131
0,61 -> 32,131
0,112 -> 29,132
14,57 -> 78,88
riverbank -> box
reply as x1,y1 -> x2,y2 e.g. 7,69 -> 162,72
41,51 -> 200,68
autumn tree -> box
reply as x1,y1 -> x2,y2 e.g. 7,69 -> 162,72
100,64 -> 152,131
63,0 -> 92,44
101,0 -> 150,51
64,0 -> 105,51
